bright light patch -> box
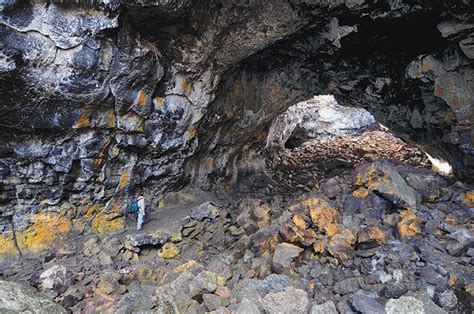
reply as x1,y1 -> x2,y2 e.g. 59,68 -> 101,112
425,152 -> 453,177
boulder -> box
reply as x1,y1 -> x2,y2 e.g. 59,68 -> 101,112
203,293 -> 229,311
0,280 -> 66,313
385,296 -> 425,314
310,300 -> 338,314
237,199 -> 271,234
357,226 -> 385,249
397,210 -> 422,238
328,228 -> 356,262
261,286 -> 310,314
191,201 -> 220,221
355,161 -> 420,209
351,290 -> 385,314
333,277 -> 361,295
236,297 -> 263,314
272,242 -> 304,273
38,265 -> 71,294
307,198 -> 340,237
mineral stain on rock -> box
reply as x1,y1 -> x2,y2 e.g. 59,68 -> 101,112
0,1 -> 473,313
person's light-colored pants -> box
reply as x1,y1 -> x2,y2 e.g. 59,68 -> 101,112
137,212 -> 145,230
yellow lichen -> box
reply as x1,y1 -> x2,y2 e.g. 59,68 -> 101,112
0,235 -> 17,256
217,276 -> 227,286
185,128 -> 197,140
397,210 -> 422,238
158,243 -> 180,259
305,198 -> 340,237
352,188 -> 369,198
91,213 -> 124,234
154,97 -> 165,106
313,241 -> 325,254
0,213 -> 73,256
292,214 -> 308,229
119,170 -> 131,190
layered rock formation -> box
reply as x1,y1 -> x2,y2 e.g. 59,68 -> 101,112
0,0 -> 473,264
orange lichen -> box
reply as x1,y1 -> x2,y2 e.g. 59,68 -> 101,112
305,198 -> 340,237
462,192 -> 474,207
137,90 -> 148,107
397,210 -> 422,238
0,213 -> 73,255
105,109 -> 116,128
180,76 -> 192,95
94,138 -> 111,167
74,104 -> 94,129
421,58 -> 433,72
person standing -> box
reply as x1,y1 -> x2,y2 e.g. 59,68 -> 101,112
137,192 -> 146,231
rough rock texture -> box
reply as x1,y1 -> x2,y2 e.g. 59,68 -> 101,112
0,2 -> 473,312
1,1 -> 473,251
0,280 -> 66,313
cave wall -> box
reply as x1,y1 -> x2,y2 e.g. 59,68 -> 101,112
0,0 -> 472,243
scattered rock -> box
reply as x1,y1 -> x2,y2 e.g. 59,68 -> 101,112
237,199 -> 271,234
322,178 -> 342,199
333,277 -> 361,295
397,210 -> 422,238
438,290 -> 458,310
191,201 -> 219,221
357,225 -> 385,249
385,296 -> 425,314
39,265 -> 71,294
351,290 -> 385,314
272,242 -> 303,273
261,286 -> 310,314
310,300 -> 338,314
328,228 -> 356,262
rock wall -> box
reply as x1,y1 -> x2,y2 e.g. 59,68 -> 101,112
0,0 -> 473,253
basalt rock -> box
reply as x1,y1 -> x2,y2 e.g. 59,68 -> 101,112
1,1 -> 473,250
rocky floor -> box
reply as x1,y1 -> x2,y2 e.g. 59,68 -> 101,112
1,138 -> 473,313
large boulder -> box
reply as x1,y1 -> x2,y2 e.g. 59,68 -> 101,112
355,161 -> 420,209
0,280 -> 66,313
